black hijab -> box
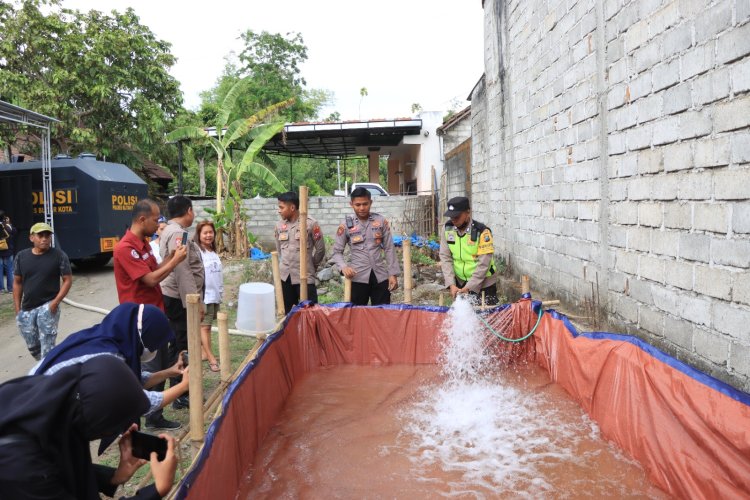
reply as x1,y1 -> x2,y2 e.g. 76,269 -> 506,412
0,356 -> 149,499
35,302 -> 174,378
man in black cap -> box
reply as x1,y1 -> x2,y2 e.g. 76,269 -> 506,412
439,196 -> 498,305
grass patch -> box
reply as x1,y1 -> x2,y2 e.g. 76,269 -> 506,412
0,295 -> 15,324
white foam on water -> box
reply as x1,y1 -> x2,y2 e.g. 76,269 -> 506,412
437,296 -> 496,380
399,297 -> 596,497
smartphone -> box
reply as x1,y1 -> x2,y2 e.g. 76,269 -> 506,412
131,430 -> 168,461
181,231 -> 189,246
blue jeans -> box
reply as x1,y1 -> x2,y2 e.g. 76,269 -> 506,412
0,255 -> 12,291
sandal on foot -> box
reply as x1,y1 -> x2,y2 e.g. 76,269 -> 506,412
209,362 -> 220,372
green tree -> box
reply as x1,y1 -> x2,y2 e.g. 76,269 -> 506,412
200,31 -> 329,124
323,111 -> 341,123
0,0 -> 182,164
168,78 -> 292,256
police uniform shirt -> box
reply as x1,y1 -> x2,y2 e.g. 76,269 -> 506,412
439,218 -> 496,293
274,216 -> 325,285
331,212 -> 401,284
159,221 -> 205,306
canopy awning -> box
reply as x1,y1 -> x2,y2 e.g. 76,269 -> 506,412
262,118 -> 422,158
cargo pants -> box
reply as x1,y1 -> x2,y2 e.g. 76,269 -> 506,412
16,301 -> 61,360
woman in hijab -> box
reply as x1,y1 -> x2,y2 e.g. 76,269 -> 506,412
0,356 -> 178,499
33,302 -> 189,416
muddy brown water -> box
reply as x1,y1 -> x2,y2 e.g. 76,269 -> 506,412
238,364 -> 668,499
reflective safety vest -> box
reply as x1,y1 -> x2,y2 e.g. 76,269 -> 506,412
445,220 -> 495,282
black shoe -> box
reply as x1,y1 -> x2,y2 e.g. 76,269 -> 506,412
144,415 -> 181,430
172,395 -> 190,410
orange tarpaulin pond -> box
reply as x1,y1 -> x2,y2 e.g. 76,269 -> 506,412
175,300 -> 750,499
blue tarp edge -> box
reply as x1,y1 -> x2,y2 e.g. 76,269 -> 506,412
175,298 -> 750,497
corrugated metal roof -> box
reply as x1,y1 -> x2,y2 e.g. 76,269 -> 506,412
262,118 -> 423,158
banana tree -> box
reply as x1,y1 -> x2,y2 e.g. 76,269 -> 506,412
167,79 -> 292,256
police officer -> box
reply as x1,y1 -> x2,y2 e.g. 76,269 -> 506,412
439,196 -> 498,305
275,191 -> 326,314
332,187 -> 400,305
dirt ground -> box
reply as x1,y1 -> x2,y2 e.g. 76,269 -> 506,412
0,263 -> 120,383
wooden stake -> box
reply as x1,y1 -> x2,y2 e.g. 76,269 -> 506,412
439,293 -> 444,307
161,335 -> 269,500
521,275 -> 530,295
186,294 -> 204,458
403,239 -> 412,304
270,251 -> 284,317
217,311 -> 230,383
299,186 -> 309,302
344,276 -> 352,302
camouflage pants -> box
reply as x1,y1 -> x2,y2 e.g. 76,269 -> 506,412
16,302 -> 60,360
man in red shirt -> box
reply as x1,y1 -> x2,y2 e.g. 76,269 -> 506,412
113,198 -> 187,430
114,199 -> 186,308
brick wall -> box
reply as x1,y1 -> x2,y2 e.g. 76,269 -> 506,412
445,139 -> 472,200
476,0 -> 750,391
193,195 -> 432,248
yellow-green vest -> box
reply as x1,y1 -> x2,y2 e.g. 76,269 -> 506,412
444,221 -> 495,282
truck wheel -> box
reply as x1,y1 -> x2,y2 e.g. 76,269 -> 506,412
71,254 -> 111,270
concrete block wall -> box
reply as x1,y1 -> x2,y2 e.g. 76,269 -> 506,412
445,139 -> 471,200
476,0 -> 750,391
442,120 -> 473,152
193,195 -> 432,248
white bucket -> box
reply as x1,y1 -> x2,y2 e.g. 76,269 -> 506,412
236,282 -> 275,333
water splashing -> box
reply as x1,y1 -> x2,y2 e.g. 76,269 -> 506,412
438,296 -> 495,381
399,297 -> 656,497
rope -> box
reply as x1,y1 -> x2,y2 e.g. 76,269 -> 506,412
478,305 -> 543,343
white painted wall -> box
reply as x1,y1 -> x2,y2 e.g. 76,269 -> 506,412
403,110 -> 444,193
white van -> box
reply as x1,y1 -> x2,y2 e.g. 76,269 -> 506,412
350,182 -> 389,196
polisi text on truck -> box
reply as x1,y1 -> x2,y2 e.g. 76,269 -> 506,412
112,194 -> 138,211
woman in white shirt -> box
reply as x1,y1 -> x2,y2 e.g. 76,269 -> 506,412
195,220 -> 223,372
149,217 -> 167,264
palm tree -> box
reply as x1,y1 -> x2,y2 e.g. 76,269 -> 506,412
167,78 -> 293,256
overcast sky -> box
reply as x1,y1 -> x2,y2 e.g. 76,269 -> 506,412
61,0 -> 485,121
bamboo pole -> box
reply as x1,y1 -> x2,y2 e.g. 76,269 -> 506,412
186,294 -> 204,458
217,311 -> 231,383
403,239 -> 412,304
343,276 -> 352,302
299,186 -> 309,302
521,275 -> 530,295
270,251 -> 285,317
159,335 -> 270,499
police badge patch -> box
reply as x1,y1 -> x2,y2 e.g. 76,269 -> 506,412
477,229 -> 494,255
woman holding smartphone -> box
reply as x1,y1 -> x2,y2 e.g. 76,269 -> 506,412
195,221 -> 222,372
0,356 -> 178,499
32,303 -> 190,418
